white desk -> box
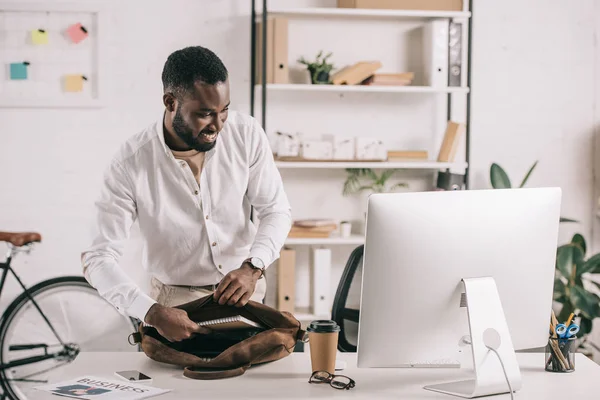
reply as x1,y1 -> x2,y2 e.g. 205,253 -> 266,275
25,352 -> 600,399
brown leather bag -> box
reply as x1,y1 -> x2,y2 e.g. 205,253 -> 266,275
130,294 -> 305,380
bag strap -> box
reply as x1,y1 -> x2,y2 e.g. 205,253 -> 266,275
183,364 -> 250,380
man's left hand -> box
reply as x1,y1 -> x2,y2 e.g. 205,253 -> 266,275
214,263 -> 261,307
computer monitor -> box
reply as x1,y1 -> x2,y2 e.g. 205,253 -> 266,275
356,188 -> 561,396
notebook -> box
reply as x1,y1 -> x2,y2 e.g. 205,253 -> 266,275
197,316 -> 264,331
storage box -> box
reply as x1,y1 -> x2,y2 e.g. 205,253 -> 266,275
323,135 -> 355,160
255,17 -> 289,84
337,0 -> 463,11
301,140 -> 333,160
355,137 -> 387,160
275,132 -> 301,157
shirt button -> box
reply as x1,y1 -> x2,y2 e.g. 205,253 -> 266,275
205,215 -> 209,219
218,265 -> 222,269
194,190 -> 199,195
180,162 -> 186,168
212,242 -> 217,247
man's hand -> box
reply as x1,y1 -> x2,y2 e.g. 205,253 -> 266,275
145,303 -> 207,342
214,263 -> 261,307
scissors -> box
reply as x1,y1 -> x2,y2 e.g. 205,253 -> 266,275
555,323 -> 579,339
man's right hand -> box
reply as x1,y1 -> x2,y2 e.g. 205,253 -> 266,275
144,303 -> 206,342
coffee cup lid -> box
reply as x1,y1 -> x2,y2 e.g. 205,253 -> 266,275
307,320 -> 340,333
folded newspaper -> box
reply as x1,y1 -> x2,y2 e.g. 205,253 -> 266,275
34,376 -> 170,399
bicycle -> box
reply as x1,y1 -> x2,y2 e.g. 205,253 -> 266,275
0,231 -> 139,400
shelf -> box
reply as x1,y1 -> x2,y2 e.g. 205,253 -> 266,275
276,161 -> 467,170
285,234 -> 365,246
256,84 -> 469,94
258,7 -> 471,20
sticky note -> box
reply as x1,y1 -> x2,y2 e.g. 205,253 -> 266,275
10,63 -> 28,80
64,75 -> 85,92
66,23 -> 88,44
31,29 -> 48,45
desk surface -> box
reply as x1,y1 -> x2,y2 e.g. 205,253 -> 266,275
25,352 -> 600,399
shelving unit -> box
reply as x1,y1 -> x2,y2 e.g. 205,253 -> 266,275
285,234 -> 364,246
258,7 -> 471,20
275,160 -> 468,170
250,0 -> 473,322
256,83 -> 469,94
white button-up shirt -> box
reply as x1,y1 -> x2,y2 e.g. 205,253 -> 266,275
81,111 -> 292,321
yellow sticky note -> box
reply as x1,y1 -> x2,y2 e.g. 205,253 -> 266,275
64,75 -> 84,92
32,29 -> 48,45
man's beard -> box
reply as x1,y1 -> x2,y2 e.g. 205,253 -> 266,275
172,106 -> 218,152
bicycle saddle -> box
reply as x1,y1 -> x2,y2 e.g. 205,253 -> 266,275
0,231 -> 42,246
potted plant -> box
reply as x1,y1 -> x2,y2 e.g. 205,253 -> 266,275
342,168 -> 407,196
553,234 -> 600,354
298,51 -> 334,84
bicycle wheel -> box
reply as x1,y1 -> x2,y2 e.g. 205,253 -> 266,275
0,276 -> 139,400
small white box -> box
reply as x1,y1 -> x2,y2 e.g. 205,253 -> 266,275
301,140 -> 333,160
275,132 -> 300,157
323,135 -> 355,160
355,137 -> 387,160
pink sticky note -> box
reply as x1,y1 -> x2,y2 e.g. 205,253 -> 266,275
67,23 -> 88,44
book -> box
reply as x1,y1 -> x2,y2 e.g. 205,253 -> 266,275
387,150 -> 429,160
35,376 -> 170,400
331,61 -> 382,85
197,315 -> 265,331
437,121 -> 465,162
294,219 -> 337,228
361,72 -> 414,86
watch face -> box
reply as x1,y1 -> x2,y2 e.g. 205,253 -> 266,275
251,257 -> 264,269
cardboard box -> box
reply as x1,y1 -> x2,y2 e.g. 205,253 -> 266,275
337,0 -> 463,11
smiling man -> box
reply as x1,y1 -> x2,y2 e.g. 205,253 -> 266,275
81,46 -> 292,342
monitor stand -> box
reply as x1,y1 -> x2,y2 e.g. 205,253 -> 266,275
424,277 -> 522,398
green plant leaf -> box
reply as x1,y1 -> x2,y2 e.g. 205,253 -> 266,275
556,244 -> 584,280
570,285 -> 600,320
518,160 -> 538,188
584,253 -> 600,274
571,233 -> 587,254
579,316 -> 594,336
579,254 -> 600,276
490,163 -> 511,189
553,278 -> 566,301
560,217 -> 579,223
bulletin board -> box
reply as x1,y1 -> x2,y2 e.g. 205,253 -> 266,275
0,2 -> 105,108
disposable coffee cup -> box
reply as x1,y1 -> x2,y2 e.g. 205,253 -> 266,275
307,320 -> 340,374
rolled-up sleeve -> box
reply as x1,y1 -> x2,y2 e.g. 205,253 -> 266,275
246,121 -> 292,268
81,161 -> 156,321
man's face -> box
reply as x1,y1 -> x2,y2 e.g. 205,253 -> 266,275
169,80 -> 230,152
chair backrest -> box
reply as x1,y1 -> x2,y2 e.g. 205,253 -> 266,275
331,245 -> 364,352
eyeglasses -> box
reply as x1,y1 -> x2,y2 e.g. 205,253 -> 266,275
309,371 -> 356,390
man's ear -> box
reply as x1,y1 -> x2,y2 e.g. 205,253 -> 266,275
163,93 -> 177,112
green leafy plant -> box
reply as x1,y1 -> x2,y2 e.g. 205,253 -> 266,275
553,234 -> 600,351
490,161 -> 577,223
342,168 -> 407,196
298,51 -> 334,84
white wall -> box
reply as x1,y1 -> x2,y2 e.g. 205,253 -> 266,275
0,0 -> 599,338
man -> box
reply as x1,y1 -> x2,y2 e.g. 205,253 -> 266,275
81,46 -> 292,342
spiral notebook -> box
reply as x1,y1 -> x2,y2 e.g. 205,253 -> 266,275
197,316 -> 264,331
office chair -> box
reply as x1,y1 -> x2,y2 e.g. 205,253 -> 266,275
331,245 -> 364,352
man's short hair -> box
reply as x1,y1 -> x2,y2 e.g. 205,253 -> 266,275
162,46 -> 228,97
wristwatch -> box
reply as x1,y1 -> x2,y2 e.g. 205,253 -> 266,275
244,257 -> 265,278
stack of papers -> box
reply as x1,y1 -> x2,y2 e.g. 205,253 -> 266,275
35,376 -> 170,399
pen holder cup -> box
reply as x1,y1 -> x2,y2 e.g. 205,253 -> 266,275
545,336 -> 576,373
